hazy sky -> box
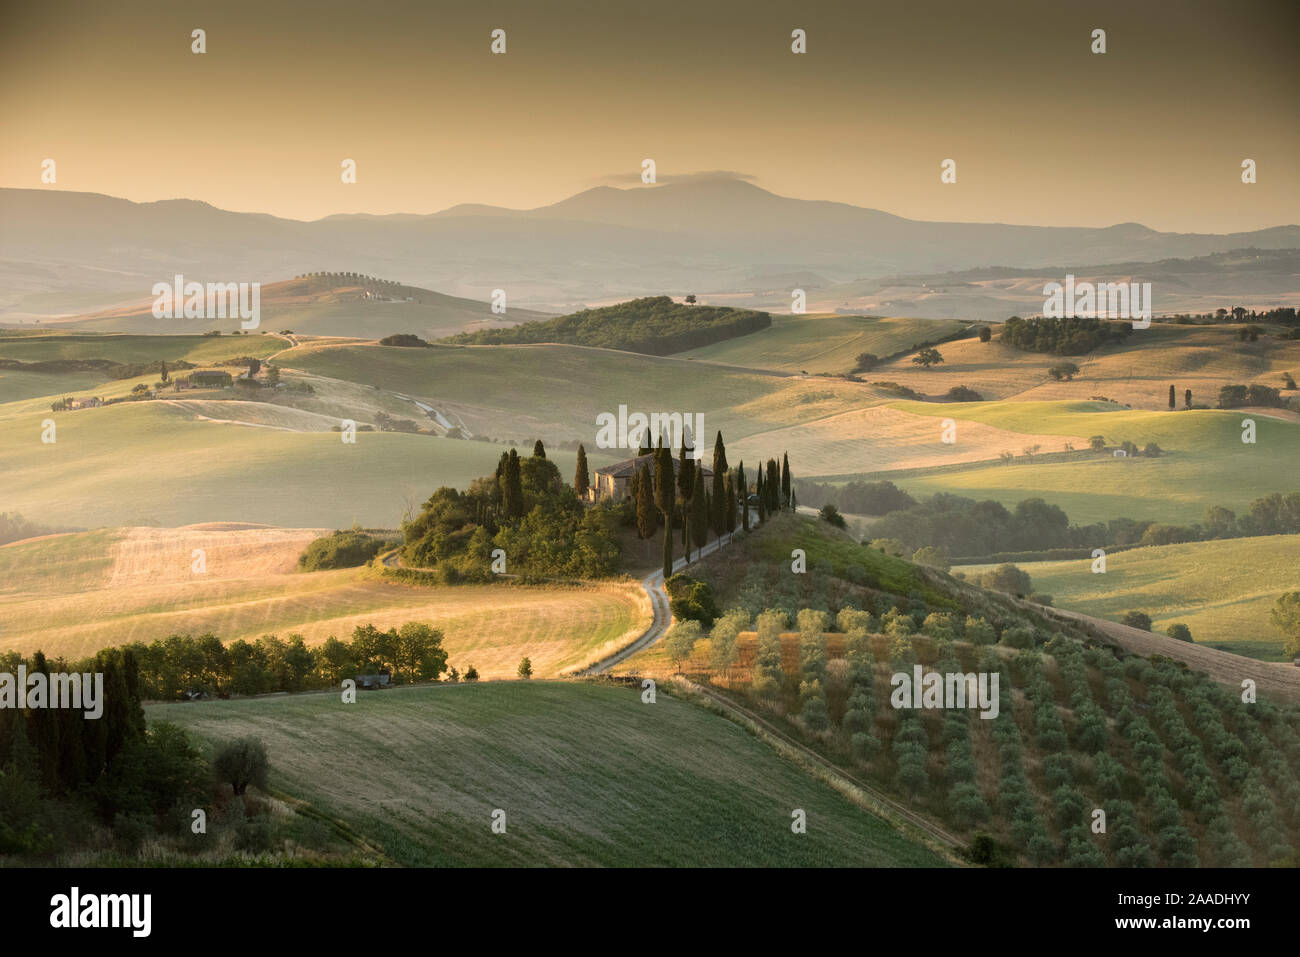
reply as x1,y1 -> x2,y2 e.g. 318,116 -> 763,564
3,0 -> 1297,231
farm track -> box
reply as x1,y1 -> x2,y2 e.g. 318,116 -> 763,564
579,528 -> 743,675
1024,600 -> 1300,703
686,680 -> 966,856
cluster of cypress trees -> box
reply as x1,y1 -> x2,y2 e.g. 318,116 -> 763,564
623,431 -> 793,578
0,647 -> 146,799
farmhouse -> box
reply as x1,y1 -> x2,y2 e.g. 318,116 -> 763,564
189,370 -> 233,388
590,452 -> 712,503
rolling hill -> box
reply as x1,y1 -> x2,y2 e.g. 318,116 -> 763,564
956,534 -> 1300,661
6,181 -> 1298,318
147,680 -> 946,867
0,525 -> 648,672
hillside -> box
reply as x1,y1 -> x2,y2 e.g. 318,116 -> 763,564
0,525 -> 648,672
619,513 -> 1300,866
442,296 -> 771,355
7,183 -> 1299,318
29,275 -> 551,339
671,313 -> 969,374
956,534 -> 1300,661
877,401 -> 1300,525
147,680 -> 945,867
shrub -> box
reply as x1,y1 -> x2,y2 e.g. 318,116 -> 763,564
818,503 -> 847,529
1166,623 -> 1193,643
978,563 -> 1032,595
299,529 -> 386,571
945,385 -> 983,402
1121,611 -> 1153,631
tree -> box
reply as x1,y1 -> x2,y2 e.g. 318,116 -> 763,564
654,445 -> 675,519
853,352 -> 880,373
690,466 -> 709,550
684,294 -> 696,304
1168,385 -> 1176,409
711,431 -> 728,536
661,520 -> 674,580
738,462 -> 749,531
1121,611 -> 1153,631
723,472 -> 737,533
978,563 -> 1032,595
159,361 -> 168,383
574,444 -> 590,498
1088,435 -> 1106,451
502,449 -> 524,519
635,464 -> 657,539
1048,362 -> 1080,381
912,347 -> 944,368
664,620 -> 701,672
1166,623 -> 1193,643
517,656 -> 533,680
911,545 -> 951,571
709,609 -> 747,678
1270,591 -> 1300,658
1184,388 -> 1192,409
464,665 -> 479,682
396,621 -> 448,682
755,468 -> 766,522
213,737 -> 269,796
781,453 -> 791,508
978,326 -> 992,343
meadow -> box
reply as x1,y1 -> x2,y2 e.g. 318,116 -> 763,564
671,314 -> 967,374
870,401 -> 1300,525
148,680 -> 945,866
0,525 -> 648,675
956,534 -> 1300,661
0,401 -> 598,528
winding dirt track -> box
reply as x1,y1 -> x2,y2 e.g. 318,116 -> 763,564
578,529 -> 740,676
1027,601 -> 1300,704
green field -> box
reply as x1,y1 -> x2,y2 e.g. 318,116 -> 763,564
877,401 -> 1300,524
673,314 -> 967,374
956,534 -> 1300,661
0,401 -> 572,528
149,680 -> 944,866
0,332 -> 285,365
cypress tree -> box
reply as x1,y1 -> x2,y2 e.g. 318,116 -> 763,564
711,431 -> 728,536
636,464 -> 657,539
533,439 -> 546,458
724,472 -> 737,533
766,459 -> 780,513
28,652 -> 60,792
781,452 -> 791,509
574,443 -> 590,498
1168,385 -> 1175,410
738,462 -> 749,530
503,448 -> 524,519
655,445 -> 675,519
1184,388 -> 1192,409
756,468 -> 766,522
662,520 -> 673,579
692,469 -> 709,549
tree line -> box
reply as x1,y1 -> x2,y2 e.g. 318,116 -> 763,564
441,296 -> 771,355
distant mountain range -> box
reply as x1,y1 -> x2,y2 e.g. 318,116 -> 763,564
3,179 -> 1298,320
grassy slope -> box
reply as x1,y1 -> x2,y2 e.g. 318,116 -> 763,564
863,323 -> 1300,408
0,401 -> 543,528
956,534 -> 1300,661
671,314 -> 967,374
878,401 -> 1300,524
149,681 -> 943,867
0,526 -> 648,674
